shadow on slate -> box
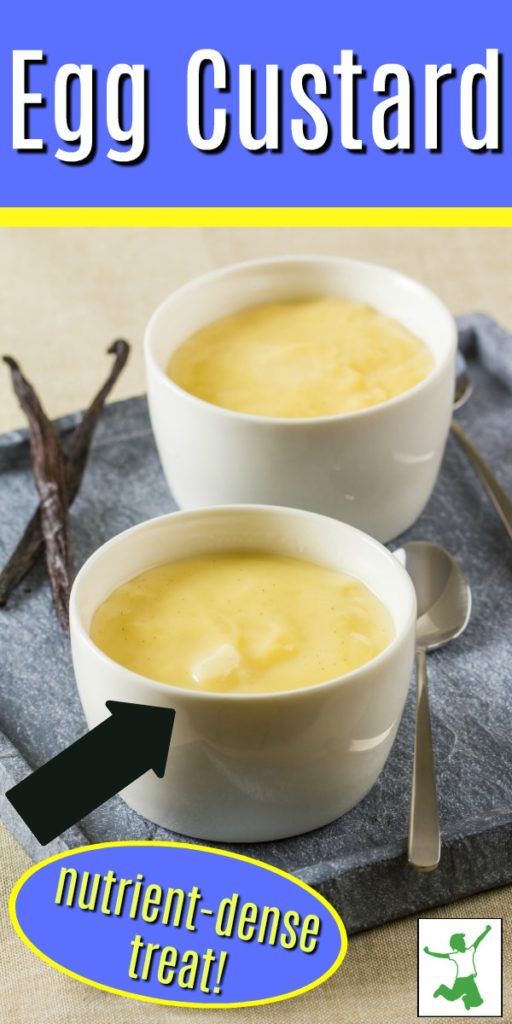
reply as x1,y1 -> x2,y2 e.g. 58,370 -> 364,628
0,314 -> 511,934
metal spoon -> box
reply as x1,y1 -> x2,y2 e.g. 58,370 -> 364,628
394,542 -> 471,872
453,353 -> 512,541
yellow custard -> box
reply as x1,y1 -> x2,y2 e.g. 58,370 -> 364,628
167,297 -> 433,418
90,553 -> 395,694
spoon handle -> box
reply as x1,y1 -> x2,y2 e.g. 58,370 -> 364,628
451,419 -> 512,542
408,648 -> 441,871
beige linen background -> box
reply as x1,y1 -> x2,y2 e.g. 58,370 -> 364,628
0,228 -> 511,1022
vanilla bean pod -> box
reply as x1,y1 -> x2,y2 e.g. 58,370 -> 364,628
0,340 -> 129,607
3,357 -> 71,628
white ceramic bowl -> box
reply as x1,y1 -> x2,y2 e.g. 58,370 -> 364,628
145,255 -> 457,543
70,505 -> 416,842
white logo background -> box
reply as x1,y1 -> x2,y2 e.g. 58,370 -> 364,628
418,917 -> 502,1017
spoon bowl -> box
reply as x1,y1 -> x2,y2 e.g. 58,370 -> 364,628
453,350 -> 473,410
452,350 -> 512,541
395,542 -> 472,650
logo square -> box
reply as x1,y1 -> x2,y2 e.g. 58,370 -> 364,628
417,917 -> 503,1017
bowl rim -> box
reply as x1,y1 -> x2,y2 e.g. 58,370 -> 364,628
70,504 -> 417,704
144,253 -> 457,427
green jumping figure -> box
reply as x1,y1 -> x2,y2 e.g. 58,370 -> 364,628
424,924 -> 491,1011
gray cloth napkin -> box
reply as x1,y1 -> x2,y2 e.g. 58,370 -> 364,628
457,312 -> 512,393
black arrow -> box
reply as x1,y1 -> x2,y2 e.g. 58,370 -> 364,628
6,701 -> 175,846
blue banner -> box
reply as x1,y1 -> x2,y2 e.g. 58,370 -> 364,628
0,0 -> 510,208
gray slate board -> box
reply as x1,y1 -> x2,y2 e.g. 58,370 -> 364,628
1,315 -> 511,935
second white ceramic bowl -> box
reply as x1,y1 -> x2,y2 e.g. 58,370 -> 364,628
145,255 -> 457,543
70,505 -> 416,842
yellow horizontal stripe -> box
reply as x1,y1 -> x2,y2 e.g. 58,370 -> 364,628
0,207 -> 512,227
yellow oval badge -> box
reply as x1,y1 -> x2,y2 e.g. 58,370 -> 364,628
11,841 -> 348,1008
